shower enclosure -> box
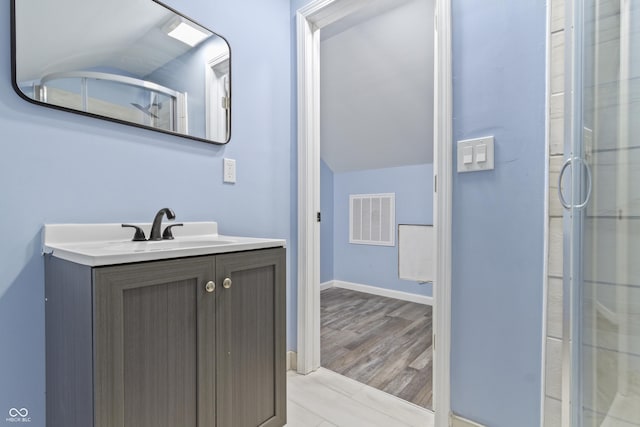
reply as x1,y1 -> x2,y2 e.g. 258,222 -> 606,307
563,0 -> 640,425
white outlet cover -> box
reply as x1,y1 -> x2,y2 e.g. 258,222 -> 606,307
223,158 -> 236,183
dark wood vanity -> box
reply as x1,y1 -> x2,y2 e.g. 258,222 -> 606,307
45,247 -> 286,427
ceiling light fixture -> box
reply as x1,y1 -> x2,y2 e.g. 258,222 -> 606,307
165,17 -> 211,47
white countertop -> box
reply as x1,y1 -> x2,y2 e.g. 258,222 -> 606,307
43,222 -> 286,267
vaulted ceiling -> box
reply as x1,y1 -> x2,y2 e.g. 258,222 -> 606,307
320,0 -> 434,173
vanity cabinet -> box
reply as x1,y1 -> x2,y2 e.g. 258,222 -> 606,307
45,247 -> 286,427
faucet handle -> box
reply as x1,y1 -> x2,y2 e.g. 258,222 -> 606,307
162,223 -> 184,240
122,224 -> 147,241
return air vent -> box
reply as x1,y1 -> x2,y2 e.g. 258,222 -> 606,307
349,193 -> 395,246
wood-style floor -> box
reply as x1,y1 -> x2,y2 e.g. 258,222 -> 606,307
320,287 -> 433,409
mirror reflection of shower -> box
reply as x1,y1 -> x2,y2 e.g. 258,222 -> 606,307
33,71 -> 186,133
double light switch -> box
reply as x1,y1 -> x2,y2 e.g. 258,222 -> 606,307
457,136 -> 494,173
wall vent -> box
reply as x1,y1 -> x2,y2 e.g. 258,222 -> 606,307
349,193 -> 395,246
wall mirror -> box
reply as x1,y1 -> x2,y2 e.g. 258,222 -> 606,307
11,0 -> 231,144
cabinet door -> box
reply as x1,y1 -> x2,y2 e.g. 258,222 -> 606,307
216,248 -> 286,427
93,256 -> 217,427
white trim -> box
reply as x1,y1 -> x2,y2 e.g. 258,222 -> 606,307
324,280 -> 434,306
296,4 -> 323,375
433,0 -> 452,426
320,280 -> 334,291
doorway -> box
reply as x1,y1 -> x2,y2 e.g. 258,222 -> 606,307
317,0 -> 434,408
296,0 -> 452,424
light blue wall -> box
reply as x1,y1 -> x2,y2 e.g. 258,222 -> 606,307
332,164 -> 433,296
0,0 -> 291,425
450,1 -> 546,426
320,159 -> 334,283
2,0 -> 549,423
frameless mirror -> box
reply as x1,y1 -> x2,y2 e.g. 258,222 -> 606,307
11,0 -> 231,144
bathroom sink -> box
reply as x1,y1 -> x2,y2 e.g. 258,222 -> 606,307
42,222 -> 286,266
104,239 -> 236,252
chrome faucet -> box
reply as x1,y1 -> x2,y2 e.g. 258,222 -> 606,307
149,208 -> 176,241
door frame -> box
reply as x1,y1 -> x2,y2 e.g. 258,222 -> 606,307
295,0 -> 452,424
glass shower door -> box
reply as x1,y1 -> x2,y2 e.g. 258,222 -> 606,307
570,0 -> 640,425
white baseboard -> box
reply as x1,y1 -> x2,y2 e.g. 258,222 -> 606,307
321,280 -> 433,306
451,414 -> 485,427
320,281 -> 334,291
286,351 -> 297,371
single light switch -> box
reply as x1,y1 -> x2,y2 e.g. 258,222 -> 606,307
476,144 -> 487,163
463,146 -> 473,164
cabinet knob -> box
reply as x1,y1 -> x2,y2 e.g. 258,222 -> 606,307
223,278 -> 232,289
205,281 -> 216,293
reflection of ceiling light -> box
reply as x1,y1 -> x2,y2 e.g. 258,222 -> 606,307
166,17 -> 211,47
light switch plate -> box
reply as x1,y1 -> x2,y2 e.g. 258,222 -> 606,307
223,158 -> 236,183
457,136 -> 494,173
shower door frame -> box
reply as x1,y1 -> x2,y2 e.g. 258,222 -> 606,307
563,0 -> 633,425
563,0 -> 590,423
